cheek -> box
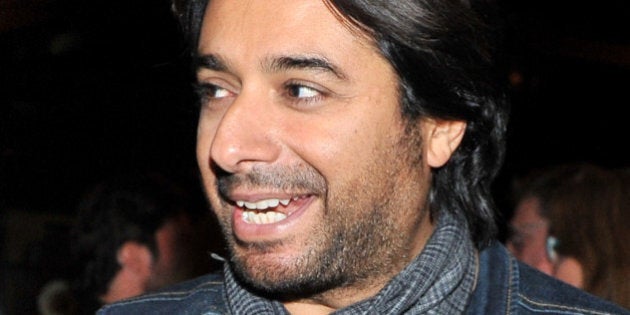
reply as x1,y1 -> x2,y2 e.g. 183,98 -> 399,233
154,226 -> 179,271
196,117 -> 226,217
294,132 -> 364,187
196,115 -> 219,169
521,240 -> 547,262
286,113 -> 399,180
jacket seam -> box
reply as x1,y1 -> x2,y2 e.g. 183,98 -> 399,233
519,294 -> 614,315
506,253 -> 514,315
100,280 -> 223,307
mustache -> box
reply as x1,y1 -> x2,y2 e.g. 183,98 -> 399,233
216,164 -> 327,199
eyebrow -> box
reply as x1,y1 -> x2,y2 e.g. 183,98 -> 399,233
194,54 -> 228,72
194,53 -> 347,80
264,55 -> 347,80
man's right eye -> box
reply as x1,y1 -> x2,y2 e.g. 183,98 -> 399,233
195,83 -> 232,100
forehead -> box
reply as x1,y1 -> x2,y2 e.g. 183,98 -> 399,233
511,197 -> 546,225
198,0 -> 377,70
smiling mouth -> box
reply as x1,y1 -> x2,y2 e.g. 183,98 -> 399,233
234,195 -> 310,225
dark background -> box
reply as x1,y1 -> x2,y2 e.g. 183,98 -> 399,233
1,0 -> 628,314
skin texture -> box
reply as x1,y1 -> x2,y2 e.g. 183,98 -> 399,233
554,257 -> 584,289
100,242 -> 152,304
507,196 -> 554,275
195,0 -> 465,312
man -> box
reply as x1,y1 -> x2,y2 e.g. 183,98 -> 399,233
507,193 -> 554,276
506,164 -> 587,280
507,163 -> 630,308
99,0 -> 629,314
73,171 -> 222,313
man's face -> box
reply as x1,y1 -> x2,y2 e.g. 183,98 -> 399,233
146,215 -> 198,291
196,0 -> 436,296
507,196 -> 553,275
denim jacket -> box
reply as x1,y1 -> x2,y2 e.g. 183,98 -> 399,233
98,243 -> 629,314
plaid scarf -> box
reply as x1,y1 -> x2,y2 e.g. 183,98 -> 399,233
223,211 -> 477,314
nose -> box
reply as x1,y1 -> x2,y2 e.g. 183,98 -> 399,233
209,90 -> 281,174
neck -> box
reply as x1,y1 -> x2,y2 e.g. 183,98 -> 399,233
283,274 -> 390,314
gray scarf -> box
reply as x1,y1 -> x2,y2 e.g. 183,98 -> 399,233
224,211 -> 478,314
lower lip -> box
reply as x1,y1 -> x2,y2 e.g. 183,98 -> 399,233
231,196 -> 315,243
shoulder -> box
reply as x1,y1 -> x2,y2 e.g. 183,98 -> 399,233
469,242 -> 629,315
97,273 -> 227,314
516,262 -> 627,314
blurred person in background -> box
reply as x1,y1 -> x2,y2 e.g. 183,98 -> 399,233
70,170 -> 224,313
507,163 -> 630,308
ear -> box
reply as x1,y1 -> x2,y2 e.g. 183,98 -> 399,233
423,118 -> 466,168
117,241 -> 154,281
100,242 -> 154,304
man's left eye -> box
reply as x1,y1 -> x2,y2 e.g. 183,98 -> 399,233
287,84 -> 320,98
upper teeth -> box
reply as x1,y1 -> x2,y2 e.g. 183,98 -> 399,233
236,198 -> 291,210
